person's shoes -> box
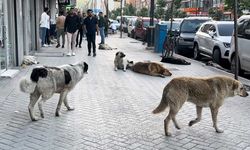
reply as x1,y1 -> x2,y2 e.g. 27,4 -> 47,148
88,53 -> 91,56
42,44 -> 48,47
93,53 -> 96,57
72,52 -> 76,56
79,45 -> 82,48
56,44 -> 60,48
62,45 -> 64,48
66,52 -> 71,56
75,44 -> 78,47
48,44 -> 52,47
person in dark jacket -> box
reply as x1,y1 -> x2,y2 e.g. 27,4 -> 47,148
64,8 -> 80,56
98,12 -> 105,44
84,9 -> 99,57
75,11 -> 84,48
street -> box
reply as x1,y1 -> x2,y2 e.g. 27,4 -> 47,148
1,34 -> 250,150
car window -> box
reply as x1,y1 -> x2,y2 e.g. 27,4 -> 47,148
181,19 -> 210,33
217,24 -> 234,36
238,20 -> 249,36
201,24 -> 211,33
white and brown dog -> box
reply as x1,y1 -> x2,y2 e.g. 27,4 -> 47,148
114,51 -> 133,72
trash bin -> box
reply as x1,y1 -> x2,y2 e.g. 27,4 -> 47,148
154,24 -> 168,53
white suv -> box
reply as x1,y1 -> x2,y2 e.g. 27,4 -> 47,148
193,21 -> 234,66
229,15 -> 250,75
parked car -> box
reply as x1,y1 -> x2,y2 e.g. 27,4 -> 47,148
109,19 -> 120,30
121,16 -> 136,33
134,17 -> 159,40
127,17 -> 137,37
193,21 -> 234,66
229,15 -> 250,75
158,21 -> 180,31
176,17 -> 212,55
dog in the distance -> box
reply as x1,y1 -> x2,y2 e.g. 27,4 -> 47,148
129,61 -> 172,77
114,51 -> 133,72
20,61 -> 88,121
152,76 -> 248,136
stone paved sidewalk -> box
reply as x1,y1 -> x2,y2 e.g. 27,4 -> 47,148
0,34 -> 250,150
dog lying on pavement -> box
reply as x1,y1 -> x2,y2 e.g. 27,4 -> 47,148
129,61 -> 172,77
114,51 -> 133,72
20,61 -> 88,121
152,76 -> 248,136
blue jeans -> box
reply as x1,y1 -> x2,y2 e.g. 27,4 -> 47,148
99,27 -> 105,44
40,27 -> 47,46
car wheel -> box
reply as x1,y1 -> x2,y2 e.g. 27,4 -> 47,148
231,55 -> 244,76
193,43 -> 201,60
213,48 -> 222,65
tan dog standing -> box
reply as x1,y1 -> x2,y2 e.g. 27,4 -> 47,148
130,62 -> 172,77
152,76 -> 248,136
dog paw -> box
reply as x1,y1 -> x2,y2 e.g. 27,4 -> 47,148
40,113 -> 44,118
55,112 -> 60,117
160,75 -> 165,78
123,69 -> 126,72
165,132 -> 172,136
67,107 -> 75,111
31,117 -> 38,121
216,129 -> 224,133
189,120 -> 195,126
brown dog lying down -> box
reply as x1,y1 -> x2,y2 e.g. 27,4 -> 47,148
129,62 -> 172,77
152,76 -> 249,136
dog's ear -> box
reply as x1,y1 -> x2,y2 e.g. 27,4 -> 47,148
115,52 -> 119,56
232,80 -> 239,90
83,62 -> 88,73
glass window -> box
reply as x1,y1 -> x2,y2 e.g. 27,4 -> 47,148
181,19 -> 210,33
201,24 -> 211,33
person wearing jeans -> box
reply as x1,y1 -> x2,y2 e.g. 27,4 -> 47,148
84,9 -> 99,57
56,10 -> 66,48
40,7 -> 50,47
98,12 -> 105,44
64,8 -> 80,56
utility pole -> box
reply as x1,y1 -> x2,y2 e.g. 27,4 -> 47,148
233,0 -> 239,80
120,0 -> 123,38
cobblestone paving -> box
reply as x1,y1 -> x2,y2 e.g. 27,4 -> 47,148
0,35 -> 250,150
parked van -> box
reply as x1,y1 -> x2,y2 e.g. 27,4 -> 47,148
229,15 -> 250,75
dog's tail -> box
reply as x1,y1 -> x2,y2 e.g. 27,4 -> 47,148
152,96 -> 168,114
20,68 -> 47,93
19,78 -> 37,93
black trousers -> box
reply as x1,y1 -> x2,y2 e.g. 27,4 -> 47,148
86,33 -> 96,54
76,29 -> 83,46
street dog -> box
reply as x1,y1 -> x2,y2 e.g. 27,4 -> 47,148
20,61 -> 88,121
114,51 -> 133,71
152,76 -> 248,136
130,62 -> 172,77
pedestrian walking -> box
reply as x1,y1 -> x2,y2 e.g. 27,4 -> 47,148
45,10 -> 52,47
64,8 -> 80,56
75,11 -> 84,48
84,9 -> 99,57
104,15 -> 110,37
56,10 -> 66,48
39,7 -> 50,47
98,12 -> 105,44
